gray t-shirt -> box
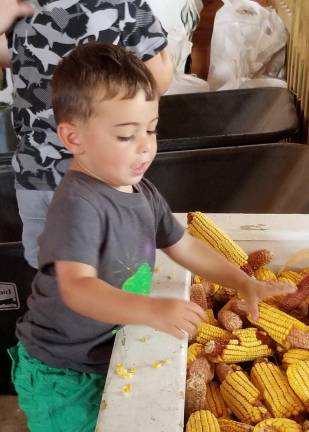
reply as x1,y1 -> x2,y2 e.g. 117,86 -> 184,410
16,171 -> 184,373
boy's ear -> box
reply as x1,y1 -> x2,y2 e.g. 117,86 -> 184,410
57,122 -> 85,155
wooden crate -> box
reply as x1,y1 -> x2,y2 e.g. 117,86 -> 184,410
271,0 -> 309,143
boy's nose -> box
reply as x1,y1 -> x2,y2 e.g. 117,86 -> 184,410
138,136 -> 152,153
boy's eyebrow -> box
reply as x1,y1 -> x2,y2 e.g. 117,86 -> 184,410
113,116 -> 159,127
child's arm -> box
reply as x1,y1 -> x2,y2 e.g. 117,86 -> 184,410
144,47 -> 174,95
163,231 -> 296,320
55,260 -> 205,339
0,0 -> 34,67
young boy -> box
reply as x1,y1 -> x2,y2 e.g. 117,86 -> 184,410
0,0 -> 173,269
9,43 -> 294,432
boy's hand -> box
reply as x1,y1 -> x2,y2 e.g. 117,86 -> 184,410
238,278 -> 297,320
146,298 -> 206,339
0,0 -> 34,34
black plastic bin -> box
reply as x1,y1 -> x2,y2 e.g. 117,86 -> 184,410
146,142 -> 309,213
0,152 -> 22,242
0,106 -> 17,153
158,88 -> 299,151
0,242 -> 36,393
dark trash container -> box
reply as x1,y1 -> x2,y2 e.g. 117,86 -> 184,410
146,142 -> 309,213
0,106 -> 17,153
0,242 -> 36,393
0,152 -> 22,242
158,88 -> 299,151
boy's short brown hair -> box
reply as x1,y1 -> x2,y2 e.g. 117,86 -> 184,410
52,42 -> 158,124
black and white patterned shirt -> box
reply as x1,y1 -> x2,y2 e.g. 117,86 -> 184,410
7,0 -> 167,190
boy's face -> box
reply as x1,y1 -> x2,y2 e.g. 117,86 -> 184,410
74,90 -> 159,192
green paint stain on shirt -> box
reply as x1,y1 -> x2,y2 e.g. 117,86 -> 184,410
122,263 -> 152,296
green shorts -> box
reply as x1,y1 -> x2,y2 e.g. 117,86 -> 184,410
8,343 -> 106,432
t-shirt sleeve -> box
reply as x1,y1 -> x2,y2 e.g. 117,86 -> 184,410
38,194 -> 103,272
119,0 -> 168,61
144,181 -> 185,249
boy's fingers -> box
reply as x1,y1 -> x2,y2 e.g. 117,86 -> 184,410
188,301 -> 207,321
267,281 -> 297,295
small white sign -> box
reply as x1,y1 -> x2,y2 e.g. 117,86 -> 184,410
0,282 -> 20,310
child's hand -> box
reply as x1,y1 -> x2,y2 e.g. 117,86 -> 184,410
0,0 -> 34,34
146,298 -> 206,339
238,278 -> 297,320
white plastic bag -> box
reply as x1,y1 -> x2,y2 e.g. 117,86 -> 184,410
164,73 -> 209,95
146,0 -> 202,72
208,0 -> 288,90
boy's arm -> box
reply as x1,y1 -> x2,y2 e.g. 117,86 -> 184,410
0,0 -> 34,67
163,231 -> 296,319
144,47 -> 174,95
0,35 -> 10,68
55,260 -> 205,339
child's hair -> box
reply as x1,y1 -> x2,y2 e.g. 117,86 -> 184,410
52,42 -> 159,124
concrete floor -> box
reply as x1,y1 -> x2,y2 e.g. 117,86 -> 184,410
0,396 -> 28,432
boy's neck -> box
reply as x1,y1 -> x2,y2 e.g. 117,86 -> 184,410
70,159 -> 133,193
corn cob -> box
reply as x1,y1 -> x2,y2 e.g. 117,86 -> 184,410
187,343 -> 204,366
188,357 -> 214,384
248,302 -> 308,348
277,274 -> 309,313
299,267 -> 309,276
218,419 -> 254,432
303,420 -> 309,431
287,328 -> 309,350
218,301 -> 243,331
204,381 -> 230,418
217,364 -> 270,424
187,211 -> 248,267
248,250 -> 273,271
251,360 -> 305,417
190,283 -> 209,310
186,410 -> 220,432
185,375 -> 207,418
282,349 -> 309,368
205,309 -> 218,325
253,418 -> 302,432
241,263 -> 255,277
286,360 -> 309,407
211,328 -> 273,363
204,337 -> 232,357
254,267 -> 277,282
277,271 -> 303,285
196,322 -> 231,344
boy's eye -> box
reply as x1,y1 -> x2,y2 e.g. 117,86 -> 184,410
147,129 -> 157,136
117,135 -> 134,142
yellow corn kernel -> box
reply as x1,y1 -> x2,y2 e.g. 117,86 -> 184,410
205,381 -> 230,418
187,212 -> 248,267
251,361 -> 304,418
248,302 -> 308,347
193,275 -> 202,284
219,418 -> 254,432
254,267 -> 277,281
282,349 -> 309,367
186,410 -> 220,432
121,383 -> 132,394
286,360 -> 309,407
196,322 -> 231,344
253,418 -> 302,432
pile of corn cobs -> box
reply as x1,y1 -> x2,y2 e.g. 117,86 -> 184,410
185,212 -> 309,432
